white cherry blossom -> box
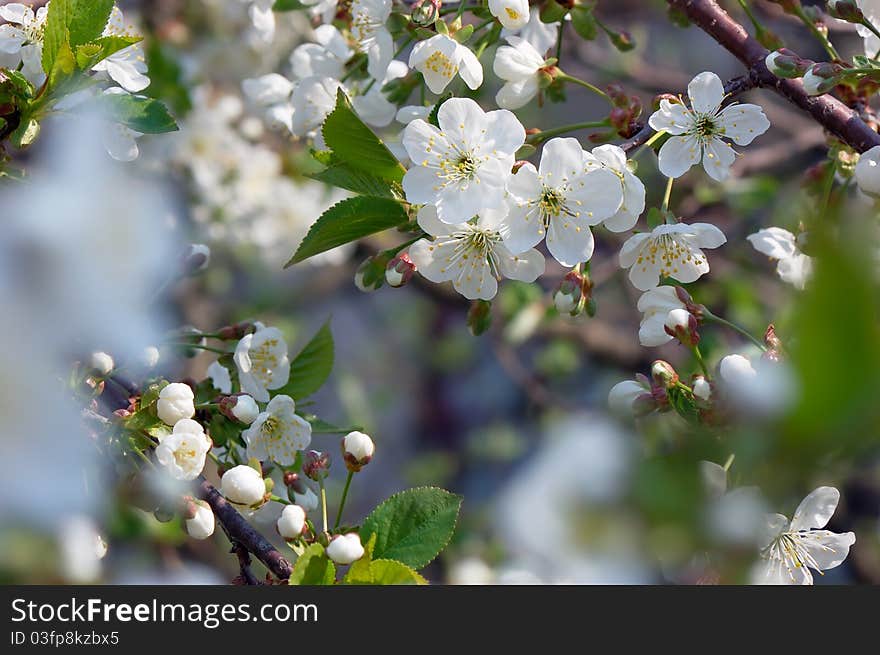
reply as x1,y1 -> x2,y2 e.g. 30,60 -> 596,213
489,0 -> 530,31
155,419 -> 212,481
290,76 -> 343,139
753,487 -> 855,585
220,465 -> 266,507
747,227 -> 813,290
502,8 -> 559,55
242,73 -> 295,133
326,533 -> 365,564
636,286 -> 687,347
207,360 -> 232,394
402,97 -> 524,223
92,7 -> 150,93
493,36 -> 547,110
352,60 -> 409,128
350,0 -> 394,80
855,144 -> 880,196
409,34 -> 483,95
242,395 -> 312,466
619,221 -> 727,291
290,25 -> 353,81
277,504 -> 307,539
648,71 -> 770,181
607,378 -> 650,417
240,0 -> 276,43
503,137 -> 623,266
186,500 -> 215,540
583,144 -> 646,232
233,325 -> 291,402
157,382 -> 196,427
0,3 -> 48,85
408,205 -> 545,300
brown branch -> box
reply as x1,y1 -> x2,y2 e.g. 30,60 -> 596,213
667,0 -> 880,153
232,543 -> 261,586
196,478 -> 292,581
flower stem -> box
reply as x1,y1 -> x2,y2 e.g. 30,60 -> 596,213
319,479 -> 329,535
702,309 -> 766,351
334,471 -> 354,530
527,120 -> 611,145
556,73 -> 610,102
723,453 -> 735,472
269,494 -> 290,505
791,3 -> 840,60
661,176 -> 674,213
690,344 -> 710,378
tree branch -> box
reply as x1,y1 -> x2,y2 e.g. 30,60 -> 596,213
667,0 -> 880,153
197,479 -> 292,581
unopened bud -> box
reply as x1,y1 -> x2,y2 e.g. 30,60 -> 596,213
326,533 -> 365,564
664,308 -> 700,346
355,253 -> 391,292
182,244 -> 211,275
217,321 -> 256,340
277,504 -> 307,540
184,499 -> 215,540
553,269 -> 588,315
303,450 -> 331,481
89,351 -> 115,375
764,49 -> 811,79
342,431 -> 375,472
220,465 -> 266,507
826,0 -> 863,22
651,360 -> 679,389
802,62 -> 842,96
652,93 -> 680,111
608,30 -> 635,52
385,252 -> 416,288
219,394 -> 260,425
692,375 -> 712,402
467,299 -> 492,336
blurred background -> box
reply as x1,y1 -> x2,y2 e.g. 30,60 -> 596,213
1,0 -> 879,584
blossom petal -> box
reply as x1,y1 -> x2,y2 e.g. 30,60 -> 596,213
409,236 -> 458,283
657,135 -> 701,179
701,137 -> 737,182
484,108 -> 526,155
648,99 -> 692,136
546,217 -> 595,266
639,312 -> 673,347
493,37 -> 544,80
747,227 -> 797,260
496,245 -> 545,282
496,77 -> 539,110
568,167 -> 624,224
457,42 -> 484,90
716,103 -> 770,146
415,204 -> 458,237
618,232 -> 651,269
453,256 -> 498,300
790,486 -> 840,531
798,530 -> 856,571
539,137 -> 585,181
687,222 -> 727,249
687,71 -> 724,114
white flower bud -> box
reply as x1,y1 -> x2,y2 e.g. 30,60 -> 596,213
693,375 -> 712,401
277,504 -> 307,539
141,345 -> 160,368
719,354 -> 757,387
232,394 -> 260,425
801,69 -> 824,95
664,308 -> 691,331
220,465 -> 266,506
608,379 -> 648,416
157,382 -> 196,426
342,431 -> 374,472
326,533 -> 365,564
855,145 -> 880,196
185,501 -> 215,540
89,351 -> 114,375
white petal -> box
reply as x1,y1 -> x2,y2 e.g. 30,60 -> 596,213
493,37 -> 544,80
484,107 -> 526,155
797,530 -> 855,571
790,486 -> 840,532
618,232 -> 652,269
687,71 -> 724,114
457,43 -> 484,90
639,312 -> 673,346
637,286 -> 683,313
776,253 -> 813,290
657,135 -> 701,179
647,99 -> 693,136
409,237 -> 457,283
747,227 -> 797,260
453,256 -> 498,300
103,124 -> 140,162
366,27 -> 394,81
496,245 -> 545,281
0,3 -> 30,24
688,222 -> 727,249
716,103 -> 770,146
243,74 -> 294,106
569,167 -> 624,224
438,97 -> 488,147
546,216 -> 595,266
701,137 -> 737,182
496,77 -> 539,110
415,204 -> 457,237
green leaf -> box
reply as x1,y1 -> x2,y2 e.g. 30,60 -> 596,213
307,160 -> 398,198
342,534 -> 376,584
42,0 -> 73,76
75,35 -> 142,70
68,0 -> 115,47
208,414 -> 242,448
300,414 -> 362,434
285,196 -> 408,266
540,0 -> 569,23
274,0 -> 310,9
42,0 -> 115,76
99,93 -> 178,133
571,6 -> 599,41
370,560 -> 428,585
276,321 -> 334,401
289,544 -> 336,585
427,93 -> 451,127
360,487 -> 462,569
321,89 -> 405,183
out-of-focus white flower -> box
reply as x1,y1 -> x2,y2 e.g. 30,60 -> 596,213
183,244 -> 211,275
608,378 -> 651,416
402,98 -> 524,223
718,353 -> 795,416
233,325 -> 290,402
342,431 -> 374,471
619,222 -> 727,291
747,227 -> 813,290
231,394 -> 260,425
447,557 -> 495,584
350,0 -> 393,80
493,36 -> 546,110
277,504 -> 307,539
220,465 -> 266,507
352,60 -> 408,128
186,500 -> 215,540
92,7 -> 150,93
699,460 -> 728,498
0,3 -> 48,84
240,0 -> 276,42
290,76 -> 343,138
503,137 -> 623,266
707,485 -> 769,546
408,205 -> 544,300
693,375 -> 712,401
648,71 -> 770,181
242,73 -> 295,133
636,286 -> 687,347
489,0 -> 530,31
291,25 -> 353,80
243,395 -> 311,465
141,346 -> 160,369
326,533 -> 365,564
157,382 -> 196,426
583,145 -> 646,232
155,419 -> 211,481
505,8 -> 558,55
753,487 -> 855,585
855,144 -> 880,196
90,351 -> 115,375
409,34 -> 483,95
58,516 -> 106,583
207,361 -> 232,394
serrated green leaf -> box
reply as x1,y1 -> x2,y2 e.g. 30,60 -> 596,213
76,35 -> 142,70
307,161 -> 397,198
360,487 -> 462,569
321,89 -> 405,183
99,93 -> 178,133
427,93 -> 451,127
275,321 -> 334,401
285,196 -> 408,266
68,0 -> 115,47
342,534 -> 376,584
42,0 -> 72,76
370,560 -> 428,585
289,543 -> 336,585
43,0 -> 115,76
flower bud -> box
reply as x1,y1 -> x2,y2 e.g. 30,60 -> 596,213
219,393 -> 260,425
277,504 -> 307,540
692,375 -> 712,402
553,269 -> 590,316
385,252 -> 416,288
89,351 -> 114,375
664,308 -> 700,346
802,63 -> 842,96
182,243 -> 211,275
185,499 -> 215,540
651,360 -> 679,389
303,450 -> 331,481
283,471 -> 301,490
141,346 -> 160,369
764,49 -> 811,79
855,145 -> 880,196
220,465 -> 266,506
467,299 -> 492,336
826,0 -> 864,23
355,253 -> 391,292
326,533 -> 365,564
608,379 -> 652,417
157,382 -> 196,426
342,431 -> 375,472
217,321 -> 256,340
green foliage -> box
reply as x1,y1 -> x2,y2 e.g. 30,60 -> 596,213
360,487 -> 462,569
289,544 -> 336,585
75,35 -> 142,70
275,321 -> 335,401
42,0 -> 114,76
541,0 -> 570,23
285,196 -> 409,266
68,0 -> 115,47
99,93 -> 179,133
145,40 -> 193,115
208,414 -> 241,448
571,4 -> 599,41
342,535 -> 427,585
273,0 -> 310,10
321,89 -> 406,183
300,415 -> 363,434
307,160 -> 400,198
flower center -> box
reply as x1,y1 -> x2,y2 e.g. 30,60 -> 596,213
174,446 -> 197,467
424,50 -> 458,79
690,114 -> 719,143
249,338 -> 280,385
539,186 -> 569,218
439,150 -> 481,184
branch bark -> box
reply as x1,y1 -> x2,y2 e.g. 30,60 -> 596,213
667,0 -> 880,153
197,479 -> 292,580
